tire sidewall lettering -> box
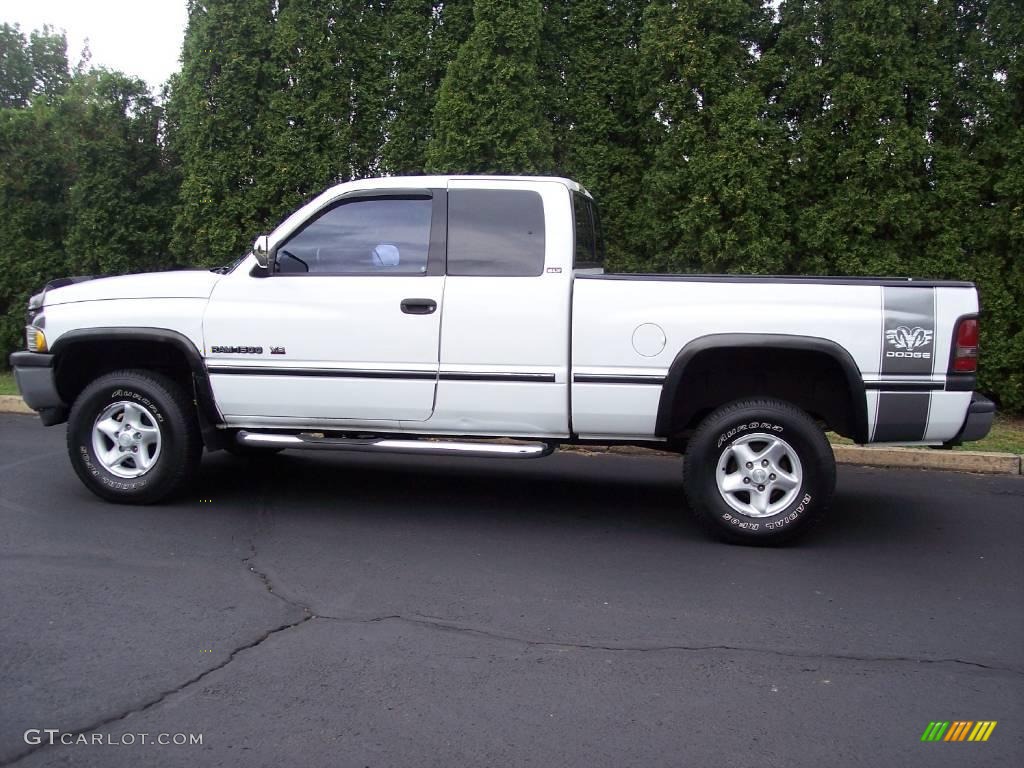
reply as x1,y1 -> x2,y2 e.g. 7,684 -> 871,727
107,388 -> 165,424
717,421 -> 784,449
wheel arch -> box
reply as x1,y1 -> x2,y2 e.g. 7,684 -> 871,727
49,328 -> 223,446
655,333 -> 869,443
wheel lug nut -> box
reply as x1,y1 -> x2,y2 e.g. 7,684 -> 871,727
745,462 -> 753,469
761,459 -> 769,467
743,477 -> 750,484
770,473 -> 776,480
758,485 -> 765,492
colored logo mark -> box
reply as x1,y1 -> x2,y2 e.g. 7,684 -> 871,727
921,721 -> 997,742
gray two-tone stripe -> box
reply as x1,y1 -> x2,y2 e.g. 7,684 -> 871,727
873,287 -> 937,441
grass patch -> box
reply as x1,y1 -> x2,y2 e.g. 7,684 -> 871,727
829,414 -> 1024,455
0,372 -> 17,396
954,415 -> 1024,454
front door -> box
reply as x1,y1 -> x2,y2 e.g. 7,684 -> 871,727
203,190 -> 445,424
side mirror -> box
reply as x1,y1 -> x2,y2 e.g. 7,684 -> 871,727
252,235 -> 270,269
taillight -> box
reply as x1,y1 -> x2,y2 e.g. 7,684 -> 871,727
951,317 -> 979,373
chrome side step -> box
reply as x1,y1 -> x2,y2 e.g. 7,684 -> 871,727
236,431 -> 554,459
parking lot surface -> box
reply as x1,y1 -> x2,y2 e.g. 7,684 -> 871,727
1,413 -> 1021,767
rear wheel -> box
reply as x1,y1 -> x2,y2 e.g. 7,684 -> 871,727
683,398 -> 835,545
67,370 -> 202,504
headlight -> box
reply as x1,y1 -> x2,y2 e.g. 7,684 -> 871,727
25,326 -> 47,353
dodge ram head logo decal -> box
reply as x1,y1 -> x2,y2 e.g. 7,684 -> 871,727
885,326 -> 933,359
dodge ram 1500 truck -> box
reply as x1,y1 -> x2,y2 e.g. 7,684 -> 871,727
10,175 -> 995,543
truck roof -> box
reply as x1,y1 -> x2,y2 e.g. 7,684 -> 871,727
335,175 -> 585,193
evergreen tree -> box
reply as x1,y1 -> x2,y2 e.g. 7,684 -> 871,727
0,25 -> 73,354
62,71 -> 178,276
28,25 -> 71,98
637,0 -> 789,274
0,100 -> 69,356
269,0 -> 358,212
948,0 -> 1024,411
544,0 -> 647,269
770,0 -> 939,277
0,24 -> 69,107
0,24 -> 34,107
168,0 -> 278,267
426,0 -> 553,174
382,0 -> 474,174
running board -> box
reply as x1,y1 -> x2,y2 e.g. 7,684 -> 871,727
236,431 -> 554,459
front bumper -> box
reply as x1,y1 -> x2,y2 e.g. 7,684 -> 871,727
946,393 -> 995,446
8,351 -> 68,426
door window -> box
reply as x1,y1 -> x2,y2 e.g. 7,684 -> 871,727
275,197 -> 432,275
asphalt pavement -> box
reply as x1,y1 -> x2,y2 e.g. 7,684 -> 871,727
0,412 -> 1021,767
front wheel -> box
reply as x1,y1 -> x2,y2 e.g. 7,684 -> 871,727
683,398 -> 836,545
66,369 -> 202,504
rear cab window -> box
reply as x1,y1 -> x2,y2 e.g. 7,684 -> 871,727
446,189 -> 546,276
572,191 -> 605,272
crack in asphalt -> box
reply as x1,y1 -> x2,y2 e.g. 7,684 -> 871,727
242,540 -> 309,612
0,475 -> 314,768
0,614 -> 312,767
316,612 -> 1024,677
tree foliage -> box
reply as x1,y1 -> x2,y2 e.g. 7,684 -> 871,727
0,28 -> 174,357
426,0 -> 553,174
168,0 -> 278,267
638,0 -> 790,274
0,23 -> 69,107
382,0 -> 473,174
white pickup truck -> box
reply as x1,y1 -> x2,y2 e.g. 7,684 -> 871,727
10,175 -> 994,543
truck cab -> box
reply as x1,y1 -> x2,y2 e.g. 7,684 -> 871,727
205,176 -> 584,438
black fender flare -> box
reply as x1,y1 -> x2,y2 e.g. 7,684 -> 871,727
50,328 -> 224,445
654,333 -> 869,443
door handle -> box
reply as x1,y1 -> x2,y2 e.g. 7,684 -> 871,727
400,298 -> 437,315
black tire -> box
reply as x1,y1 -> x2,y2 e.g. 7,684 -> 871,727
683,398 -> 836,545
66,369 -> 202,504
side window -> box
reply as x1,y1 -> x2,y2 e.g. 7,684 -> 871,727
275,197 -> 432,275
446,189 -> 545,277
572,192 -> 605,271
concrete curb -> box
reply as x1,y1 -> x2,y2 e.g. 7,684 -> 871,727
830,445 -> 1021,476
0,395 -> 33,415
0,395 -> 1020,475
571,443 -> 1022,475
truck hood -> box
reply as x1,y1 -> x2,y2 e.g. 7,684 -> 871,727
40,270 -> 222,307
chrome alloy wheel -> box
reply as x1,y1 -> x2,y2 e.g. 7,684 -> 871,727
91,401 -> 162,478
715,433 -> 803,518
